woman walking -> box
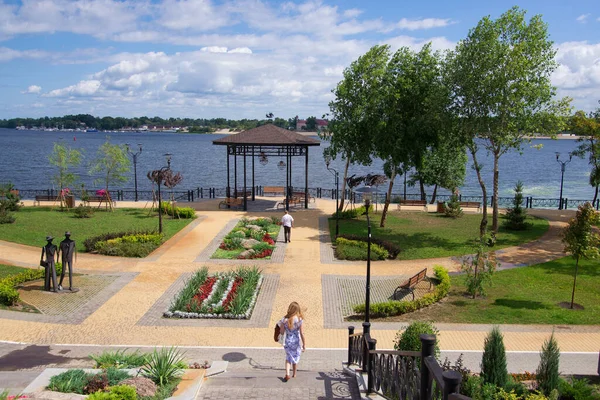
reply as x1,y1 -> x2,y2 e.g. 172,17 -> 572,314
278,302 -> 306,382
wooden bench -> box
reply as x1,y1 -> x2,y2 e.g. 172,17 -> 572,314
397,199 -> 427,211
293,192 -> 315,203
263,186 -> 284,196
219,197 -> 244,209
458,201 -> 481,212
276,196 -> 302,209
34,195 -> 58,206
393,268 -> 432,300
85,195 -> 116,207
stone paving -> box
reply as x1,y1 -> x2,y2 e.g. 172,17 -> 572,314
0,200 -> 598,354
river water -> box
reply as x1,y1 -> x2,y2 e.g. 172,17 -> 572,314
0,128 -> 593,201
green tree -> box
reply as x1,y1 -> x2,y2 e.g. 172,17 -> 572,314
448,6 -> 571,236
570,105 -> 600,203
48,142 -> 83,207
503,181 -> 529,230
461,235 -> 497,298
480,326 -> 508,387
394,321 -> 440,359
536,332 -> 560,396
305,116 -> 317,131
89,138 -> 130,210
325,45 -> 389,212
561,202 -> 600,309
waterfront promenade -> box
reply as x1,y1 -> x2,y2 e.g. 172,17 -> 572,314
0,199 -> 598,396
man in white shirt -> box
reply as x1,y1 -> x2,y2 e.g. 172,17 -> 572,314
281,210 -> 294,243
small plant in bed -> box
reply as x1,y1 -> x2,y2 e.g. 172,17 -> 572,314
211,216 -> 279,259
90,348 -> 150,369
84,230 -> 163,257
164,266 -> 263,319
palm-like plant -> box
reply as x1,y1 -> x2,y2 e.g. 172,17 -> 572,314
141,347 -> 186,386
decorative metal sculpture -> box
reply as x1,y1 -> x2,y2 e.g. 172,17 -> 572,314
40,236 -> 58,292
58,231 -> 77,292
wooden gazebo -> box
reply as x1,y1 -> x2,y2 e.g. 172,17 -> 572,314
212,124 -> 321,211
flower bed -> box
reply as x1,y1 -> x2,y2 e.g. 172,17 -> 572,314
211,216 -> 280,260
164,266 -> 263,319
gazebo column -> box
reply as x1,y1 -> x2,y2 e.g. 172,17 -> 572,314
305,146 -> 309,209
251,146 -> 255,201
234,146 -> 238,198
226,146 -> 231,199
243,146 -> 247,211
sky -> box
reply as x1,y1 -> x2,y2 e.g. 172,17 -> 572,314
0,0 -> 599,120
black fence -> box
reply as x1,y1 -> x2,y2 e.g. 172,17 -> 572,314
10,186 -> 600,211
348,326 -> 471,400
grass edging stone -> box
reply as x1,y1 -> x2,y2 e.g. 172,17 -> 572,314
353,266 -> 450,318
0,264 -> 62,305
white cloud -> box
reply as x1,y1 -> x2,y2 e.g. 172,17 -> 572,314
396,18 -> 453,31
344,8 -> 363,19
576,14 -> 590,23
22,85 -> 42,94
553,41 -> 600,111
157,0 -> 231,31
386,35 -> 455,52
45,80 -> 102,97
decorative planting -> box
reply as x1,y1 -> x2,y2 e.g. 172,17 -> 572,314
83,230 -> 163,258
211,216 -> 280,260
0,264 -> 63,306
164,266 -> 263,319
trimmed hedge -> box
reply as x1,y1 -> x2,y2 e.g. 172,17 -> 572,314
0,263 -> 63,305
353,266 -> 450,317
334,204 -> 373,219
84,230 -> 160,252
337,234 -> 400,259
160,203 -> 196,219
335,237 -> 388,260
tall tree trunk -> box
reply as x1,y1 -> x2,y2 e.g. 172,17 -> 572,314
380,166 -> 396,228
470,145 -> 488,237
431,184 -> 438,204
419,180 -> 426,201
492,151 -> 500,234
338,157 -> 351,212
593,185 -> 598,204
570,255 -> 580,309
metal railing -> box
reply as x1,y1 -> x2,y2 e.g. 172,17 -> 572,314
347,327 -> 471,400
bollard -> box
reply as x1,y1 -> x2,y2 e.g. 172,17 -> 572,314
420,334 -> 436,400
442,370 -> 462,400
347,326 -> 354,365
366,338 -> 377,394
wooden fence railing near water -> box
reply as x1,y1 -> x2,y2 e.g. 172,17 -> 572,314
10,187 -> 600,210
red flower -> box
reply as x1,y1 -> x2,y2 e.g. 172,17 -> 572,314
222,277 -> 244,311
262,234 -> 275,245
186,276 -> 217,310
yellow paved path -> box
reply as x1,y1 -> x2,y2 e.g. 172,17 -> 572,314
0,200 -> 598,352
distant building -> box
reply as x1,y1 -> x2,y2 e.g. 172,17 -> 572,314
296,117 -> 328,132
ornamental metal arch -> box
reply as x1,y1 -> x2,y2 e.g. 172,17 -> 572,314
212,124 -> 321,211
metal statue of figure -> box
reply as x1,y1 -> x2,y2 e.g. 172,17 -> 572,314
40,236 -> 58,292
58,231 -> 76,291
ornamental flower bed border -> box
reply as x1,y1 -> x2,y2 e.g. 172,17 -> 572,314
164,268 -> 263,320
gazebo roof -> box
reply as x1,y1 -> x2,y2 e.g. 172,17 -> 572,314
212,124 -> 321,146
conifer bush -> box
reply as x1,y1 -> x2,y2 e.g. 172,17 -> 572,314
481,326 -> 508,388
393,321 -> 440,358
536,332 -> 560,396
444,193 -> 463,218
504,181 -> 530,230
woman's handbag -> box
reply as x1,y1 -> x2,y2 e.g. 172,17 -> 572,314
40,259 -> 48,268
274,320 -> 285,344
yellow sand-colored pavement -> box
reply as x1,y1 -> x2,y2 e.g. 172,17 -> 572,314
0,199 -> 598,352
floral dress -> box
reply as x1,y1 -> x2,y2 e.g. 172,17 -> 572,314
280,316 -> 303,364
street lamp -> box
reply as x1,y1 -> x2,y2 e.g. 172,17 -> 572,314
157,153 -> 172,234
325,156 -> 340,237
556,152 -> 572,210
362,188 -> 373,336
126,143 -> 142,201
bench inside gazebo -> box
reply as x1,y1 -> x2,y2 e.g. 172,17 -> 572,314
212,124 -> 321,211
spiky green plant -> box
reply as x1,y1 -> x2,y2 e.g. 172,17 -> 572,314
141,347 -> 186,386
89,348 -> 149,369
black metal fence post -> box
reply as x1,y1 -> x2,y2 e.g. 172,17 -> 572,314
564,198 -> 568,209
442,370 -> 462,400
420,334 -> 436,400
347,326 -> 354,365
366,338 -> 377,394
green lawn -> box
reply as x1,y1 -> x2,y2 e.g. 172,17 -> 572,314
329,212 -> 548,260
376,257 -> 600,325
0,264 -> 29,280
0,207 -> 193,252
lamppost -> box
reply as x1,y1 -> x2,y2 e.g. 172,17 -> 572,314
126,143 -> 142,201
556,152 -> 572,210
325,156 -> 340,237
362,188 -> 373,336
157,153 -> 172,234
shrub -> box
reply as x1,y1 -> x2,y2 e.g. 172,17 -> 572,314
108,385 -> 137,400
536,332 -> 560,396
47,369 -> 89,394
73,204 -> 94,218
335,237 -> 388,260
336,204 -> 372,219
0,209 -> 15,224
444,193 -> 463,218
481,326 -> 508,388
353,266 -> 450,317
251,242 -> 273,253
141,347 -> 186,386
0,263 -> 62,305
461,235 -> 497,298
393,321 -> 440,359
0,183 -> 22,212
503,181 -> 530,230
442,353 -> 471,389
83,372 -> 109,394
337,234 -> 400,259
160,202 -> 195,219
84,230 -> 160,252
87,392 -> 117,400
558,377 -> 596,400
90,349 -> 149,369
85,231 -> 163,257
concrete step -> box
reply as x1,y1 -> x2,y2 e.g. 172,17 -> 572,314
0,371 -> 43,395
197,369 -> 361,399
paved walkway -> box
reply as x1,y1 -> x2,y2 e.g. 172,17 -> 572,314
0,199 -> 598,356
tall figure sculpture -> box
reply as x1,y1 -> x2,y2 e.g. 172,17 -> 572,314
40,236 -> 58,292
58,231 -> 76,291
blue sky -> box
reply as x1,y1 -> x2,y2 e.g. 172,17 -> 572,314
0,0 -> 599,120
